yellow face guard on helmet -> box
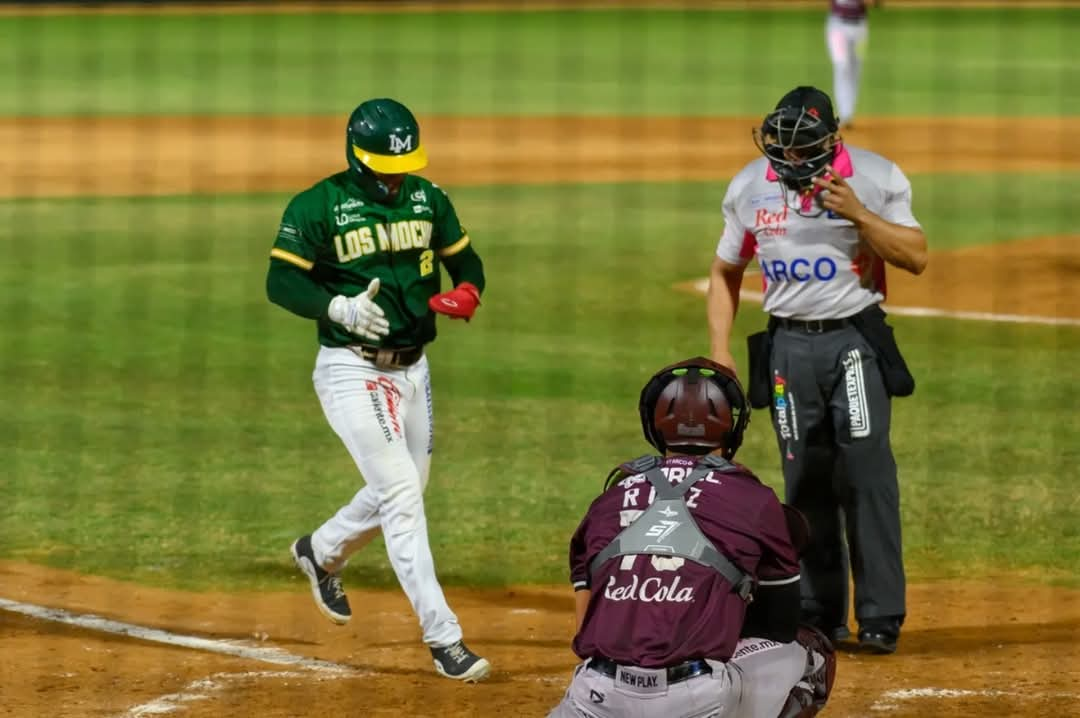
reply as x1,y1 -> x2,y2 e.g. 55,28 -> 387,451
352,143 -> 428,174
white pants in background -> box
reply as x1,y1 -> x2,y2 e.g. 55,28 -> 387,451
825,14 -> 869,126
308,345 -> 461,647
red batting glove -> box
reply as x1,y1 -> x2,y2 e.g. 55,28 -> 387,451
428,282 -> 481,321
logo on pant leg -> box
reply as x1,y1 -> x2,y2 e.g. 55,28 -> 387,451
365,378 -> 402,443
376,376 -> 403,438
732,637 -> 784,660
842,349 -> 871,438
774,373 -> 799,460
774,373 -> 793,443
424,375 -> 433,455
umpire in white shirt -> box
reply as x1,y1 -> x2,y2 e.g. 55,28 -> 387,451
706,86 -> 927,655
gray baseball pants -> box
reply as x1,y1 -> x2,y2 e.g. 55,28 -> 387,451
768,324 -> 906,627
547,638 -> 807,718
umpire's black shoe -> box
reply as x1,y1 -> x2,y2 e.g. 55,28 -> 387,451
858,619 -> 900,655
290,535 -> 351,625
431,640 -> 491,683
803,615 -> 851,645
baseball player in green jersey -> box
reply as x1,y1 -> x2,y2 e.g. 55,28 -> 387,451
266,98 -> 490,682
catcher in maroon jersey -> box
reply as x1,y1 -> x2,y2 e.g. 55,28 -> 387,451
548,358 -> 835,718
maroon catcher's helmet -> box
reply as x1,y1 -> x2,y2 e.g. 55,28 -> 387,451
639,357 -> 750,459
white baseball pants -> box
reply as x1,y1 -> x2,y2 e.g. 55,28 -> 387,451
308,345 -> 462,647
825,14 -> 869,125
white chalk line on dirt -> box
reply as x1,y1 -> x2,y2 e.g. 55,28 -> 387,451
688,279 -> 1080,328
0,597 -> 359,676
869,686 -> 1080,711
121,671 -> 307,718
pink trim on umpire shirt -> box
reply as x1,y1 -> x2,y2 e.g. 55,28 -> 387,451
831,145 -> 854,179
873,255 -> 888,299
765,144 -> 854,213
738,230 -> 758,260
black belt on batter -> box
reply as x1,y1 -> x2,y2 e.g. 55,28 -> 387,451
351,344 -> 424,368
587,656 -> 712,684
770,316 -> 852,334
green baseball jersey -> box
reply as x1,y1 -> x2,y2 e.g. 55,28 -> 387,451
270,171 -> 475,348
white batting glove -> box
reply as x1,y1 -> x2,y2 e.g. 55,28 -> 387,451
327,278 -> 390,341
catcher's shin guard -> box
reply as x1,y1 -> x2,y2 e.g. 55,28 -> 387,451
778,624 -> 837,717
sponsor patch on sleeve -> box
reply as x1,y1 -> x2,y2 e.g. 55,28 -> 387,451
276,223 -> 302,243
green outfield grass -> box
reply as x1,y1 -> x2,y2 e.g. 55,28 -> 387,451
0,7 -> 1076,116
904,173 -> 1080,250
2,173 -> 1078,590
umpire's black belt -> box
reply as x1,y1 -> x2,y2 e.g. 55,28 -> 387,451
770,315 -> 853,334
349,344 -> 424,369
587,656 -> 712,684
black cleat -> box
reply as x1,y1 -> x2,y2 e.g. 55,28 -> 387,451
431,640 -> 491,683
803,614 -> 851,645
291,535 -> 351,625
858,620 -> 900,654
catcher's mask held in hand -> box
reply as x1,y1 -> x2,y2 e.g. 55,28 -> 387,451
346,97 -> 428,202
639,357 -> 750,460
754,86 -> 840,193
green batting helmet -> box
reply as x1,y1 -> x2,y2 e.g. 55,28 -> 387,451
346,98 -> 428,176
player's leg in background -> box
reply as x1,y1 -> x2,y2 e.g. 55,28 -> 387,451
825,15 -> 858,127
770,330 -> 849,636
310,346 -> 461,646
728,638 -> 807,718
825,332 -> 906,631
849,19 -> 870,126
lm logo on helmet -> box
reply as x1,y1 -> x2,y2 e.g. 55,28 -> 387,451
388,133 -> 413,154
760,257 -> 837,283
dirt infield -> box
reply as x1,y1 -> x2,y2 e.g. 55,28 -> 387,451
2,561 -> 1079,718
4,115 -> 1079,199
884,234 -> 1080,319
2,111 -> 1079,717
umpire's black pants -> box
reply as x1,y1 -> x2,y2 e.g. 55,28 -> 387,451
768,322 -> 906,628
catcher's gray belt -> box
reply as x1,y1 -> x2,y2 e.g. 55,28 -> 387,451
589,454 -> 754,600
349,344 -> 423,370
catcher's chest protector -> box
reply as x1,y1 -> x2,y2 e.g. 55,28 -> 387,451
589,455 -> 754,599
